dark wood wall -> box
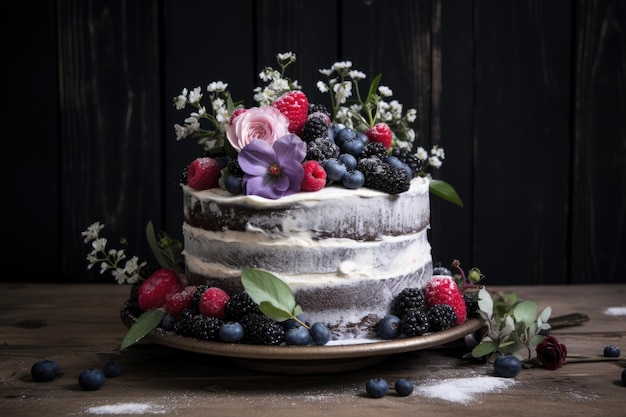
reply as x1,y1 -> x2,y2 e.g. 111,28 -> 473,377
3,0 -> 624,285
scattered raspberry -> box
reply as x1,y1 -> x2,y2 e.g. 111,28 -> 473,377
165,286 -> 196,317
272,90 -> 309,136
365,122 -> 393,149
187,157 -> 220,190
229,107 -> 247,125
425,275 -> 467,325
138,269 -> 183,312
301,160 -> 327,191
198,287 -> 231,319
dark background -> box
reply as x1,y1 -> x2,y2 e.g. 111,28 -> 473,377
2,0 -> 624,285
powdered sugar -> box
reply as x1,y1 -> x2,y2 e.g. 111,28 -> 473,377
415,376 -> 517,404
86,403 -> 167,415
603,306 -> 626,316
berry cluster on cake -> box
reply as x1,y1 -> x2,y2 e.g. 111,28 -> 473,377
84,52 -> 467,347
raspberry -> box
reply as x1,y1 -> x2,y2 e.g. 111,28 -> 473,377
198,287 -> 230,319
187,157 -> 220,190
229,107 -> 247,125
365,122 -> 393,149
165,286 -> 196,317
425,275 -> 467,325
272,90 -> 309,136
301,160 -> 327,191
137,268 -> 183,312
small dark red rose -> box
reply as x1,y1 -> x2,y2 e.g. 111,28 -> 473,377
536,336 -> 567,370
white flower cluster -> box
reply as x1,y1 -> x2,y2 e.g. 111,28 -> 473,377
317,59 -> 419,150
82,222 -> 146,284
254,52 -> 301,106
416,145 -> 446,170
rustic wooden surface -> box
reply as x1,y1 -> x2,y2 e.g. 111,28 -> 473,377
1,283 -> 624,417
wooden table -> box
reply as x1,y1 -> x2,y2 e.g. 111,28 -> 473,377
1,283 -> 625,417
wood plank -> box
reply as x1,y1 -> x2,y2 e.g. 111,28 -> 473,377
571,0 -> 626,283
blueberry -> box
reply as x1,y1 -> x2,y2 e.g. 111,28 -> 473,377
493,355 -> 522,378
78,368 -> 106,391
224,174 -> 243,195
282,313 -> 309,330
285,326 -> 311,346
432,266 -> 453,276
603,345 -> 621,357
334,127 -> 357,147
387,156 -> 412,179
159,313 -> 176,331
340,137 -> 365,157
365,377 -> 389,398
219,322 -> 245,343
342,170 -> 365,189
338,153 -> 358,171
310,322 -> 332,345
355,132 -> 370,145
323,158 -> 347,182
376,314 -> 401,339
103,361 -> 122,377
394,378 -> 414,396
31,360 -> 61,382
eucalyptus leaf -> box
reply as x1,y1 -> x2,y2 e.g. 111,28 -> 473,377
514,300 -> 539,327
529,334 -> 545,347
472,340 -> 498,358
258,301 -> 293,322
539,306 -> 552,323
429,179 -> 463,207
477,288 -> 493,316
120,309 -> 164,351
241,269 -> 299,316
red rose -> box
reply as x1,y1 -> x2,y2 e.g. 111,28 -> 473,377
536,336 -> 568,370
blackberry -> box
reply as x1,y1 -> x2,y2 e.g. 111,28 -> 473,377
305,136 -> 340,164
358,157 -> 411,194
240,313 -> 285,345
400,308 -> 430,336
301,115 -> 330,142
463,292 -> 479,317
174,309 -> 196,337
308,103 -> 331,117
191,285 -> 209,313
360,142 -> 388,159
191,315 -> 222,341
391,288 -> 427,317
225,291 -> 261,321
427,304 -> 457,331
391,147 -> 422,176
226,158 -> 243,177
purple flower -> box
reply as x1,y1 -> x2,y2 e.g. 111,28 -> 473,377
238,134 -> 306,199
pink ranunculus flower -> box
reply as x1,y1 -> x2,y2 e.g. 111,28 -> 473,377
226,106 -> 290,152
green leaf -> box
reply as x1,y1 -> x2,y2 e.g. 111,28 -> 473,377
477,288 -> 493,316
514,300 -> 538,327
539,306 -> 552,323
429,179 -> 463,207
120,309 -> 164,351
364,73 -> 383,105
472,340 -> 498,358
529,334 -> 545,347
241,269 -> 299,317
259,301 -> 302,322
145,221 -> 184,273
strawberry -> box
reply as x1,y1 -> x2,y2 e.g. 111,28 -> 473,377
300,160 -> 327,191
187,157 -> 220,190
272,90 -> 309,136
165,286 -> 196,317
138,268 -> 183,312
425,275 -> 467,325
198,287 -> 230,319
365,122 -> 393,149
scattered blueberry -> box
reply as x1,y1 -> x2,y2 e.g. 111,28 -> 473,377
219,322 -> 245,343
603,345 -> 621,357
376,314 -> 402,339
342,170 -> 365,189
394,378 -> 414,396
365,377 -> 389,398
78,368 -> 106,391
310,322 -> 332,345
31,360 -> 61,382
285,326 -> 311,346
493,355 -> 522,378
159,313 -> 176,331
103,361 -> 122,377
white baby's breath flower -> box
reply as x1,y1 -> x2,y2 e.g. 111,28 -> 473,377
112,268 -> 127,285
333,81 -> 352,105
429,155 -> 443,168
319,68 -> 333,76
174,124 -> 187,140
332,60 -> 352,71
277,51 -> 294,60
215,107 -> 229,124
82,222 -> 104,243
431,145 -> 445,159
92,238 -> 107,252
349,70 -> 366,80
317,81 -> 329,93
416,146 -> 428,160
207,81 -> 228,92
188,87 -> 202,104
174,88 -> 188,110
378,86 -> 393,97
